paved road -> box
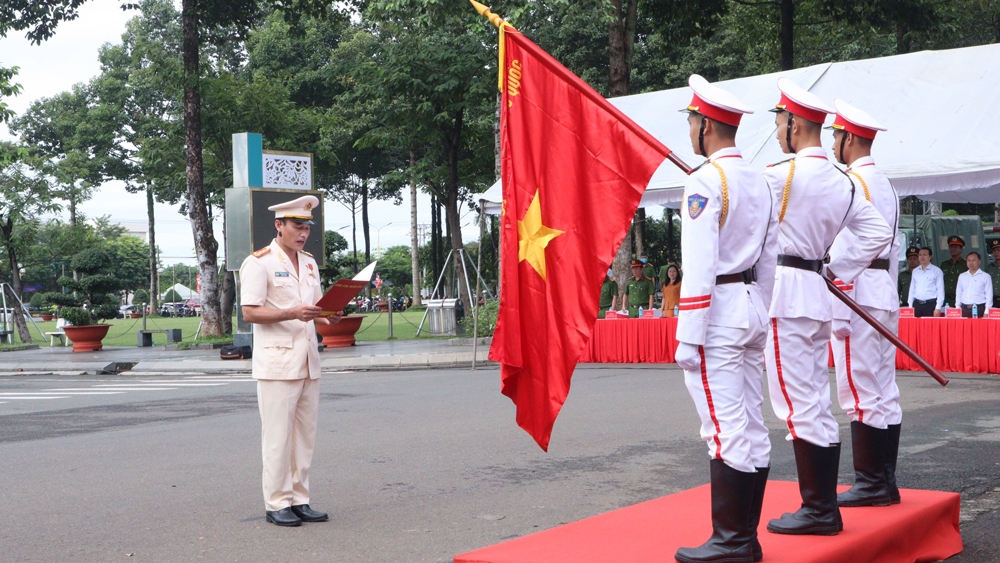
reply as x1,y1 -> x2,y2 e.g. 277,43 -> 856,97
1,366 -> 998,562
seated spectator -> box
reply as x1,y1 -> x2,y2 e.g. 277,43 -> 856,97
660,264 -> 682,318
909,247 -> 944,317
956,251 -> 992,318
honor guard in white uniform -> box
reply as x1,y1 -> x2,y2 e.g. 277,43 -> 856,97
825,100 -> 903,509
673,75 -> 779,563
239,194 -> 342,527
762,78 -> 892,536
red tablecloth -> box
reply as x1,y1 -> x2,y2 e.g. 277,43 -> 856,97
581,316 -> 1000,374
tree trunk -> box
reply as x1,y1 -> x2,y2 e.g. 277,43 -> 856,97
665,208 -> 675,263
779,0 -> 795,70
443,108 -> 471,310
1,217 -> 31,343
182,0 -> 222,337
895,21 -> 911,54
409,149 -> 421,306
146,185 -> 158,311
633,208 -> 645,257
69,187 -> 77,227
361,181 -> 371,264
613,231 -> 632,306
220,269 -> 235,334
431,193 -> 440,290
350,198 -> 358,272
608,0 -> 637,97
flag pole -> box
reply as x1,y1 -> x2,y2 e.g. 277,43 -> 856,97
825,278 -> 948,386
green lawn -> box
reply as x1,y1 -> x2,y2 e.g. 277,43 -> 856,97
11,309 -> 468,347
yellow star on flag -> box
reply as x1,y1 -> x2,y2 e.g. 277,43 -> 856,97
518,190 -> 564,280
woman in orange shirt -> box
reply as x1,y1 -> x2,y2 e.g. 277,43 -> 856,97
661,264 -> 682,317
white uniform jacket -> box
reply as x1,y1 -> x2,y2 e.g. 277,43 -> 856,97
239,239 -> 323,380
677,147 -> 778,346
762,147 -> 892,322
830,156 -> 900,319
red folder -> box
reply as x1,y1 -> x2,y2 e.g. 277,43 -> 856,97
315,262 -> 376,315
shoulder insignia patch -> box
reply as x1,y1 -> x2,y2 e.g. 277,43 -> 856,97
767,157 -> 794,168
688,193 -> 709,219
252,247 -> 271,258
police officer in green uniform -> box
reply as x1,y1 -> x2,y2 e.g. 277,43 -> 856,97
625,260 -> 655,317
898,246 -> 919,306
984,239 -> 1000,306
940,235 -> 968,306
640,253 -> 656,282
598,269 -> 619,318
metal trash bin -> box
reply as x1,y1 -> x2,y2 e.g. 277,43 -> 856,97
137,331 -> 153,347
166,328 -> 182,343
425,298 -> 460,336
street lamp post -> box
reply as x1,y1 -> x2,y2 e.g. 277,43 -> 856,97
374,222 -> 393,259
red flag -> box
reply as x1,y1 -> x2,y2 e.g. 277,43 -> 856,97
488,26 -> 673,450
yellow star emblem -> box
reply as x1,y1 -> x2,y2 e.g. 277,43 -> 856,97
517,190 -> 564,280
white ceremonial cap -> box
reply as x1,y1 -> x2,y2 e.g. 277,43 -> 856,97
681,74 -> 754,126
770,77 -> 834,124
828,99 -> 887,140
268,195 -> 319,224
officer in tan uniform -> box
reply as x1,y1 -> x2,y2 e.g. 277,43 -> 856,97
240,194 -> 343,527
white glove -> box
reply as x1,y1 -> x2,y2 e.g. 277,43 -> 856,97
675,342 -> 702,371
832,319 -> 852,339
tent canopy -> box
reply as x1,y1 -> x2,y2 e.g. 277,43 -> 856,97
481,43 -> 1000,213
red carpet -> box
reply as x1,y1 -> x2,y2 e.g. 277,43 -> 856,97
454,481 -> 961,563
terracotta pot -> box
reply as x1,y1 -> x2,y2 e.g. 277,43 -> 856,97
129,313 -> 142,318
316,316 -> 364,348
40,314 -> 54,321
62,324 -> 112,352
378,302 -> 390,312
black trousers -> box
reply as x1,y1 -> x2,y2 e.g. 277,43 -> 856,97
913,299 -> 937,318
961,304 -> 987,318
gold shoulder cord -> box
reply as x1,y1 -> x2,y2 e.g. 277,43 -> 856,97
710,161 -> 729,228
848,170 -> 872,202
778,159 -> 796,223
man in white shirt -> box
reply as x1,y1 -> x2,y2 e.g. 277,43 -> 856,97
908,247 -> 945,317
955,252 -> 993,318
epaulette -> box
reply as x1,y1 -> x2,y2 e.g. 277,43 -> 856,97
252,247 -> 271,258
766,157 -> 794,168
300,250 -> 313,257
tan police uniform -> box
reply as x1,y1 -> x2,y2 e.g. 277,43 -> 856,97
239,196 -> 324,514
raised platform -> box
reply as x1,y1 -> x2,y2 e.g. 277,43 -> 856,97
454,481 -> 961,563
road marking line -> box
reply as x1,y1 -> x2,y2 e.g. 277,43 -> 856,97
0,391 -> 126,396
94,382 -> 227,387
0,396 -> 69,400
80,387 -> 177,391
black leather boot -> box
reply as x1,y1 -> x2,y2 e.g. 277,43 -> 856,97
767,440 -> 842,536
675,459 -> 756,563
265,507 -> 302,527
886,423 -> 901,504
290,504 -> 329,522
837,421 -> 892,507
749,466 -> 769,563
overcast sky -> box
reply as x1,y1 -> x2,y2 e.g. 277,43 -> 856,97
0,1 -> 483,267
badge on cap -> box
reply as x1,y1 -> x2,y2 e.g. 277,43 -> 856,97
990,240 -> 1000,251
906,246 -> 919,258
948,236 -> 965,247
688,193 -> 709,219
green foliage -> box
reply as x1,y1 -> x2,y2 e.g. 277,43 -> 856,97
376,245 -> 413,289
941,209 -> 959,217
60,307 -> 93,327
28,293 -> 44,309
41,247 -> 124,323
0,66 -> 22,124
133,289 -> 151,305
459,299 -> 499,337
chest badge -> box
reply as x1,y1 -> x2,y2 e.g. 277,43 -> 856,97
275,271 -> 291,277
688,194 -> 708,219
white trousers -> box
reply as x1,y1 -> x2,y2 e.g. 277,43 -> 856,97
831,308 -> 901,428
765,317 -> 840,447
257,377 -> 320,511
683,307 -> 771,473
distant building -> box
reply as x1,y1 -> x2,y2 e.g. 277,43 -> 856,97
116,221 -> 149,243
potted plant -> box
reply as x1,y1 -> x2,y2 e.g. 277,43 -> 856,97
42,248 -> 124,352
316,304 -> 363,348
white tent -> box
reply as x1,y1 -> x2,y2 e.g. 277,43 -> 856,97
481,43 -> 1000,212
161,283 -> 198,301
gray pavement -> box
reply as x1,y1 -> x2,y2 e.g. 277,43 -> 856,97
2,363 -> 1000,561
0,337 -> 493,375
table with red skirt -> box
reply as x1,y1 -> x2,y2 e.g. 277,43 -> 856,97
581,317 -> 1000,374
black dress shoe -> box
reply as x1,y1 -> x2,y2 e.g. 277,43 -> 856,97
290,504 -> 329,522
265,507 -> 302,527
